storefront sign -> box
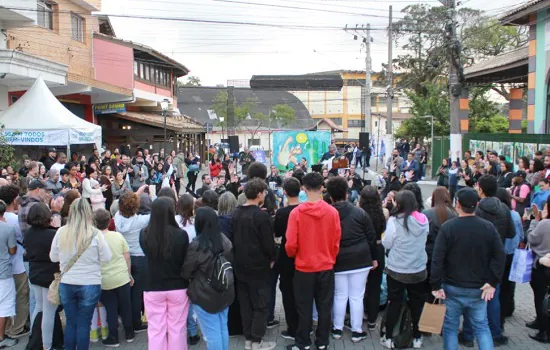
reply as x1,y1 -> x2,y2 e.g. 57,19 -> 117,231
0,130 -> 68,145
94,102 -> 126,114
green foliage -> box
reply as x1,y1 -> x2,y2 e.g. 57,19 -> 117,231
269,104 -> 297,128
177,76 -> 201,87
0,125 -> 16,169
395,84 -> 508,139
211,91 -> 257,130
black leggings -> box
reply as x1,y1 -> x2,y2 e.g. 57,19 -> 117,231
186,172 -> 197,193
385,274 -> 426,339
365,244 -> 385,323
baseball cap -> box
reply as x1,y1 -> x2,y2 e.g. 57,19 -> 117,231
28,179 -> 47,191
515,170 -> 527,179
47,147 -> 57,153
456,188 -> 478,209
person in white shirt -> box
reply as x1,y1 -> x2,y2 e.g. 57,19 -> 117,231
81,167 -> 107,204
50,153 -> 68,174
0,185 -> 29,339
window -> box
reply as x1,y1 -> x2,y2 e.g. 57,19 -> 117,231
133,61 -> 138,76
348,120 -> 365,128
37,1 -> 53,30
135,60 -> 172,87
330,118 -> 342,125
144,64 -> 150,80
71,13 -> 84,42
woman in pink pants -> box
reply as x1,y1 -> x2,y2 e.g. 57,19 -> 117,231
140,197 -> 191,350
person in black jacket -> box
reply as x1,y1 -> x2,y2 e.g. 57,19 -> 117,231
24,203 -> 60,350
326,176 -> 377,343
274,178 -> 301,340
182,207 -> 234,350
230,178 -> 276,350
460,175 -> 512,347
431,188 -> 505,350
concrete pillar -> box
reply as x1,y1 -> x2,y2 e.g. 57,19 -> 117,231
459,88 -> 469,133
527,14 -> 536,133
508,88 -> 523,133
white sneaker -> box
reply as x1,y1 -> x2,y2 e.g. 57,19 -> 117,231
380,336 -> 394,349
413,337 -> 423,348
245,340 -> 252,350
251,340 -> 276,350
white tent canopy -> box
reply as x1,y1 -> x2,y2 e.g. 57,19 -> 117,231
0,76 -> 101,151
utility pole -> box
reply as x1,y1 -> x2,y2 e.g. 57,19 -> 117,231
446,0 -> 462,157
386,5 -> 394,153
344,23 -> 372,135
365,24 -> 372,135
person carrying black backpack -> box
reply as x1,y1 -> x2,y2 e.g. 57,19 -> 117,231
182,206 -> 235,350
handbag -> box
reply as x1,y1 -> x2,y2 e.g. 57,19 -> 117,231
508,244 -> 534,284
48,231 -> 99,305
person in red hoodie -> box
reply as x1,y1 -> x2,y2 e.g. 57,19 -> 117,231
285,172 -> 341,350
209,154 -> 223,178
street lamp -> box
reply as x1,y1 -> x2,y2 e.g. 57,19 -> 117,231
160,98 -> 170,155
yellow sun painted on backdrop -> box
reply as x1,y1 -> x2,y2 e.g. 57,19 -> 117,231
296,133 -> 308,144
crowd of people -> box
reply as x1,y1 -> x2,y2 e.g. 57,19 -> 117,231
0,143 -> 548,350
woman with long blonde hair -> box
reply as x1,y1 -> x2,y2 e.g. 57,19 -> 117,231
49,198 -> 112,350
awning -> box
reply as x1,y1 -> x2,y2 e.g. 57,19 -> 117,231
113,111 -> 204,133
464,47 -> 528,84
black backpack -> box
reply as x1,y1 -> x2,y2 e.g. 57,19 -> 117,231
380,303 -> 414,349
209,252 -> 234,293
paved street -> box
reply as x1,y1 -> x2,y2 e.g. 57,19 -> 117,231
11,283 -> 543,349
11,173 -> 544,350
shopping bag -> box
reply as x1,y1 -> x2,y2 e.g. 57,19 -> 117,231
418,300 -> 446,334
508,247 -> 534,283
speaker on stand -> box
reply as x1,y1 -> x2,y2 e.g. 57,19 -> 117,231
229,135 -> 239,154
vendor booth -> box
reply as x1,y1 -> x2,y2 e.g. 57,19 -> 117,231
0,76 -> 102,153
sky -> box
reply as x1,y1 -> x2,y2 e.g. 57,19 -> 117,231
101,0 -> 527,86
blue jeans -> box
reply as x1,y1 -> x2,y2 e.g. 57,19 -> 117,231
462,284 -> 502,340
442,284 -> 493,350
194,305 -> 229,350
187,303 -> 198,337
59,283 -> 101,350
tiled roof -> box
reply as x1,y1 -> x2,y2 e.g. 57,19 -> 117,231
115,111 -> 204,132
500,0 -> 548,23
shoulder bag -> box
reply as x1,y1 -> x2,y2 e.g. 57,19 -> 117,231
48,230 -> 99,305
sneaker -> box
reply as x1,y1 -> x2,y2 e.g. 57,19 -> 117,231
493,336 -> 509,346
267,319 -> 280,329
101,337 -> 120,348
134,324 -> 148,333
0,336 -> 17,348
317,346 -> 327,350
281,331 -> 295,340
285,346 -> 310,350
251,340 -> 276,350
189,335 -> 201,345
380,336 -> 394,349
90,329 -> 100,343
367,322 -> 377,331
413,336 -> 423,348
245,340 -> 252,350
125,332 -> 135,343
331,328 -> 343,340
351,331 -> 368,343
101,327 -> 109,340
9,326 -> 30,338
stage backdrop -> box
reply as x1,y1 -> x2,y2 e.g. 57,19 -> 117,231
272,131 -> 331,170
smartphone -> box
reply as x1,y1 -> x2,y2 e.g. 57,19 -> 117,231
525,207 -> 533,217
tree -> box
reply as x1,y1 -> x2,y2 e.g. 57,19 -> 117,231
390,5 -> 527,99
176,76 -> 201,87
210,91 -> 258,132
395,84 -> 507,139
241,104 -> 297,141
0,125 -> 16,169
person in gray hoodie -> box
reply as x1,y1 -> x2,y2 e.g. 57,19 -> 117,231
381,190 -> 429,349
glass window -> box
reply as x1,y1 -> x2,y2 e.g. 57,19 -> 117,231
133,61 -> 138,76
71,13 -> 84,42
144,64 -> 150,80
37,1 -> 53,30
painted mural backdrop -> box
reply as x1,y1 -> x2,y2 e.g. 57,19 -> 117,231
272,131 -> 331,170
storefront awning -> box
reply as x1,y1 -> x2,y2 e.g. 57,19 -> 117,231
113,111 -> 204,133
464,47 -> 528,84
